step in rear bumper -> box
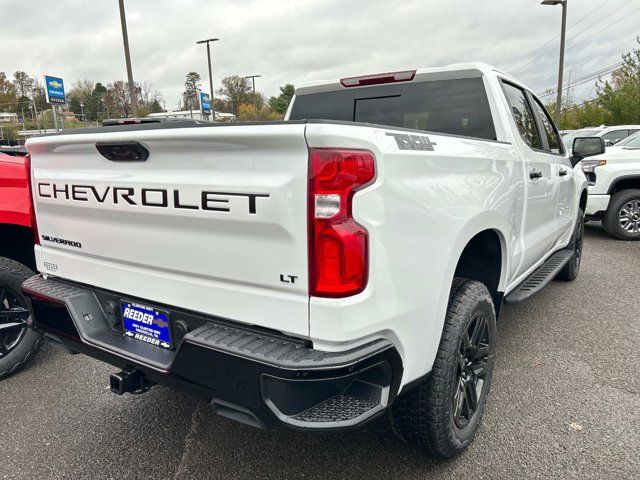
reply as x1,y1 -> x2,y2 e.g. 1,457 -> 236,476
22,275 -> 403,431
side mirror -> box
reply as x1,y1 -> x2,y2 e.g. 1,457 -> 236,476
571,137 -> 605,167
604,139 -> 613,147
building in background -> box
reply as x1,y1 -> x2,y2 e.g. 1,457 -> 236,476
0,113 -> 19,124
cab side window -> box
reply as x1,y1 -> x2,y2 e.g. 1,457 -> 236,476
531,96 -> 564,154
501,82 -> 542,150
602,130 -> 629,144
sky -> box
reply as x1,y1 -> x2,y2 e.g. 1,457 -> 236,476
2,0 -> 638,111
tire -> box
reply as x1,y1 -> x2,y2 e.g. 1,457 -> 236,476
603,189 -> 640,241
557,208 -> 584,281
389,278 -> 496,458
0,257 -> 43,380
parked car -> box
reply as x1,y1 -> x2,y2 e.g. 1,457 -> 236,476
564,126 -> 640,154
559,129 -> 577,137
563,128 -> 605,154
604,130 -> 640,152
582,132 -> 640,239
23,63 -> 600,457
0,148 -> 43,380
598,125 -> 640,146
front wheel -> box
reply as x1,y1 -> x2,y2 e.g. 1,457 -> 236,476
389,278 -> 496,457
0,257 -> 43,380
603,189 -> 640,240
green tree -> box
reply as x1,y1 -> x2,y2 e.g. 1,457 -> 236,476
149,99 -> 164,113
596,39 -> 640,125
217,75 -> 251,116
90,83 -> 108,120
183,72 -> 201,111
0,72 -> 17,113
268,84 -> 295,115
13,71 -> 33,99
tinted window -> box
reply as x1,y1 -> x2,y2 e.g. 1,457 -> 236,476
623,133 -> 640,148
289,78 -> 496,140
531,97 -> 563,154
602,129 -> 629,144
501,82 -> 541,150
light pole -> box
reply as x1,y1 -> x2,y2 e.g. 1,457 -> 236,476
244,74 -> 261,121
542,0 -> 567,127
196,37 -> 219,121
80,102 -> 85,123
118,0 -> 137,117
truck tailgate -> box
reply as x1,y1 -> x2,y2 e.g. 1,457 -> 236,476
26,124 -> 310,336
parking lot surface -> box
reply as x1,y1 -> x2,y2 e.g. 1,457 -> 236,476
1,223 -> 638,480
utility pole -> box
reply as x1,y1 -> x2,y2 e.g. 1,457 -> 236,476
80,102 -> 85,123
541,0 -> 567,127
196,38 -> 219,121
564,69 -> 571,126
118,0 -> 137,117
30,99 -> 41,133
52,107 -> 59,132
244,74 -> 261,121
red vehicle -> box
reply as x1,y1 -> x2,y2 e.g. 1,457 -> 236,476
0,147 -> 42,379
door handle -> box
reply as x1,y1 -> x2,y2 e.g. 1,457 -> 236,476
558,168 -> 568,176
529,169 -> 543,179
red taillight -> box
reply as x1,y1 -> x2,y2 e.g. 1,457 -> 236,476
340,70 -> 416,87
308,148 -> 375,297
25,154 -> 40,245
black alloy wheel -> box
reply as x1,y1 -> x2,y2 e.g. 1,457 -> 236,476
0,285 -> 30,359
453,312 -> 490,429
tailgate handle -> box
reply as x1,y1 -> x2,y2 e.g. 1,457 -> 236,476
96,141 -> 149,161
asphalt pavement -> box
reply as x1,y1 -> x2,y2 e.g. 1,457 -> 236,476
1,222 -> 638,480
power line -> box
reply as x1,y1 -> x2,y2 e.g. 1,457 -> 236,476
510,0 -> 635,75
561,0 -> 635,44
537,64 -> 620,97
504,0 -> 613,72
536,62 -> 623,97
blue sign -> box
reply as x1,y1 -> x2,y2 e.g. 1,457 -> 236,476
44,75 -> 65,105
200,92 -> 211,115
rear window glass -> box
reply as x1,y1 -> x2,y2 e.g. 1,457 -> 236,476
289,78 -> 497,141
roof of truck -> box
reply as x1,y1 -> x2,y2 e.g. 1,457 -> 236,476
295,62 -> 529,96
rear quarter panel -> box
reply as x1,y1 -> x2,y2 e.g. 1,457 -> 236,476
305,123 -> 523,385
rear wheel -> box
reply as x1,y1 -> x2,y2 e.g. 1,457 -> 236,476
389,278 -> 496,457
0,257 -> 43,380
603,189 -> 640,240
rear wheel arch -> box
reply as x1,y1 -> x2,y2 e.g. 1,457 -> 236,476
453,229 -> 505,313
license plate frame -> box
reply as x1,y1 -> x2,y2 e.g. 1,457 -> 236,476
121,300 -> 173,350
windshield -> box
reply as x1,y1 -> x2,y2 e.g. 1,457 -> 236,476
562,129 -> 603,148
617,131 -> 640,148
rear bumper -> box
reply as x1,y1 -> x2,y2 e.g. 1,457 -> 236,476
22,275 -> 403,431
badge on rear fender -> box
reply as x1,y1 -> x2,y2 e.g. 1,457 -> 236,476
121,301 -> 172,349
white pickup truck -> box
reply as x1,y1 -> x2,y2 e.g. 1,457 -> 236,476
583,131 -> 640,239
23,63 -> 602,457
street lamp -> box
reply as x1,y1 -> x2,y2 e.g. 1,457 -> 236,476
244,74 -> 261,121
196,37 -> 219,121
541,0 -> 567,127
118,0 -> 137,117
